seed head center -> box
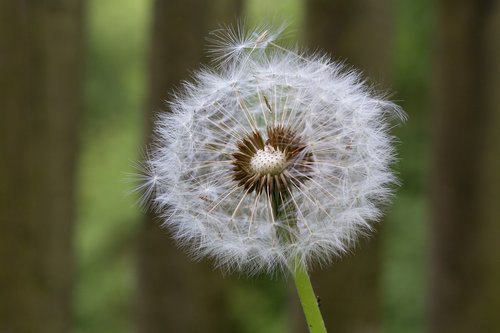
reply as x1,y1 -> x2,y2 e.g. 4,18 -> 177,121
250,145 -> 287,175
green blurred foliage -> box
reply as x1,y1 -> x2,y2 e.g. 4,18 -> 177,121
75,0 -> 150,332
76,0 -> 430,332
82,0 -> 150,129
245,0 -> 303,29
382,1 -> 434,332
228,276 -> 289,333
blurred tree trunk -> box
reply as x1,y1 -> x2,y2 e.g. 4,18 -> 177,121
303,1 -> 393,332
137,1 -> 241,333
429,0 -> 500,332
0,1 -> 83,333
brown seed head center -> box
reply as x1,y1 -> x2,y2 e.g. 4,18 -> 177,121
231,126 -> 314,195
250,145 -> 287,176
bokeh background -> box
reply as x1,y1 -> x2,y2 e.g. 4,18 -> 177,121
1,0 -> 499,332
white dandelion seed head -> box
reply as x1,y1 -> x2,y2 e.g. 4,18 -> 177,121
140,25 -> 405,275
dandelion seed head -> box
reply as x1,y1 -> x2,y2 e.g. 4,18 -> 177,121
140,24 -> 404,275
250,145 -> 287,175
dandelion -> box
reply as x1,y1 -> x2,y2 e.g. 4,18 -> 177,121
140,24 -> 404,332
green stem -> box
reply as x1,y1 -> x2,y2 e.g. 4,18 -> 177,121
293,262 -> 328,333
269,189 -> 327,332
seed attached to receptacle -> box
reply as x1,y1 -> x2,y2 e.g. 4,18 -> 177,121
232,126 -> 314,195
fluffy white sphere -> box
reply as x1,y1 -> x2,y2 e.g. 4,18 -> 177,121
141,25 -> 404,274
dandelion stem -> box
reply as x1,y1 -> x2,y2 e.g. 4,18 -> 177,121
269,185 -> 326,332
293,262 -> 328,333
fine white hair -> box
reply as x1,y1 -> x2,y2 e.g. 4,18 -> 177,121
139,24 -> 405,275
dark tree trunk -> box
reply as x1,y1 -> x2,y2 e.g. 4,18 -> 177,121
137,1 -> 241,332
303,1 -> 393,332
305,0 -> 393,84
429,0 -> 500,332
0,1 -> 83,332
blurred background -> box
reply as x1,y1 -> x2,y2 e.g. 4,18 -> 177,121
1,0 -> 499,332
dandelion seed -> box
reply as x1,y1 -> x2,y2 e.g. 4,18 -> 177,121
139,25 -> 404,276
